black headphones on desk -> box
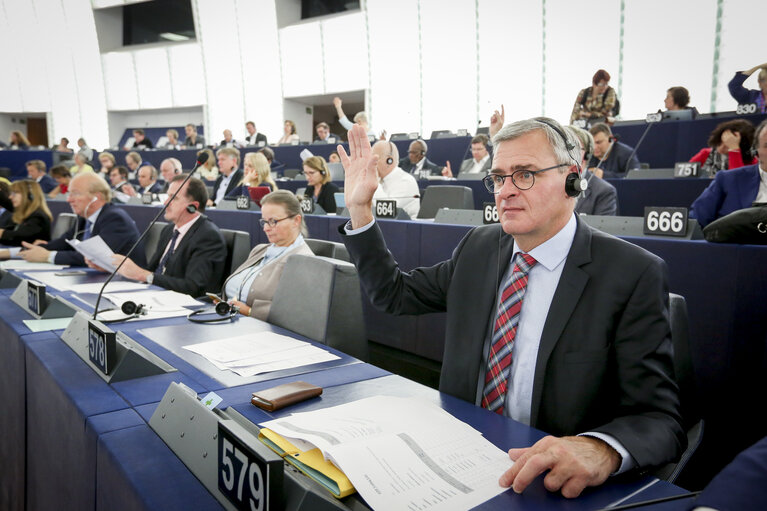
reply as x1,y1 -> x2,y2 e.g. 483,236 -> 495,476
98,301 -> 148,323
187,300 -> 239,323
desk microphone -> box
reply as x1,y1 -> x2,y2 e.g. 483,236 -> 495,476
92,152 -> 210,321
623,116 -> 659,175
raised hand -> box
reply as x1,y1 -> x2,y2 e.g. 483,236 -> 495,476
338,125 -> 380,228
441,161 -> 453,178
490,104 -> 505,138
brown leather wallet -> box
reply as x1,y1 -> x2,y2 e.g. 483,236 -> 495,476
251,381 -> 323,411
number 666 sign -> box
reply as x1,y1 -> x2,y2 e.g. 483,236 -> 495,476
643,207 -> 688,237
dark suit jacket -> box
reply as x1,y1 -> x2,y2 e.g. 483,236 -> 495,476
690,164 -> 760,227
46,203 -> 145,267
0,209 -> 52,246
575,172 -> 618,216
132,138 -> 154,149
245,133 -> 267,145
305,182 -> 340,213
137,181 -> 163,195
587,141 -> 640,179
211,169 -> 243,205
691,435 -> 767,510
340,217 -> 684,470
399,157 -> 442,176
148,216 -> 226,297
37,174 -> 58,194
313,133 -> 342,143
458,157 -> 492,176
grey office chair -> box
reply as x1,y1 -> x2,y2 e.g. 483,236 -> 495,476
220,229 -> 251,275
268,255 -> 368,361
417,185 -> 474,219
304,239 -> 351,262
50,213 -> 78,239
143,222 -> 169,263
654,293 -> 704,483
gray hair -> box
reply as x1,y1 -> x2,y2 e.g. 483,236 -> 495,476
565,125 -> 594,162
353,111 -> 368,124
493,117 -> 580,169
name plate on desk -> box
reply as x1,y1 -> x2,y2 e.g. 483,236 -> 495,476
483,202 -> 499,224
644,207 -> 688,237
374,199 -> 397,219
88,321 -> 116,375
27,281 -> 46,315
218,421 -> 281,511
674,162 -> 701,178
141,192 -> 153,204
736,103 -> 758,115
299,197 -> 314,214
645,112 -> 663,123
236,195 -> 251,210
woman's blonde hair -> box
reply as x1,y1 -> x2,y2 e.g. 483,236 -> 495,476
11,179 -> 53,225
242,152 -> 277,190
303,156 -> 331,185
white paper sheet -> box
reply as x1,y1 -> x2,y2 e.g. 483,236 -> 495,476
261,396 -> 510,511
0,260 -> 69,270
22,317 -> 73,332
67,235 -> 116,272
103,290 -> 201,310
69,281 -> 150,294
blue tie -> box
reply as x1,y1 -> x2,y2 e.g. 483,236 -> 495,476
82,220 -> 93,240
158,229 -> 180,273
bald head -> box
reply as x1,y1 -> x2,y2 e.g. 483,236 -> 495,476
372,141 -> 399,178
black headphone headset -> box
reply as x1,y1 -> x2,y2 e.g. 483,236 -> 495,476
187,301 -> 239,323
535,118 -> 587,198
98,301 -> 148,323
186,203 -> 198,213
386,142 -> 395,165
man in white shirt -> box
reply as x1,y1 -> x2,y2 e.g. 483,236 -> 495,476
337,122 -> 683,498
333,97 -> 376,138
442,134 -> 492,177
370,141 -> 420,218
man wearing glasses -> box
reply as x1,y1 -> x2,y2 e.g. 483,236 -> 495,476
108,175 -> 226,297
337,120 -> 683,498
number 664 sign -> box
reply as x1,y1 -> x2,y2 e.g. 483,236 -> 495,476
643,207 -> 688,237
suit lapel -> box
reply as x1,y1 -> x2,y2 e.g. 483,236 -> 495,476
741,165 -> 761,206
529,219 -> 592,425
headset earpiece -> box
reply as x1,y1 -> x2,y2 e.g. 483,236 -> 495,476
186,203 -> 198,214
565,171 -> 588,198
188,300 -> 239,323
386,142 -> 394,165
121,301 -> 146,316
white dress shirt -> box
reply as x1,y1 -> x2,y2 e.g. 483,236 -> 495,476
465,154 -> 490,174
373,167 -> 421,218
755,165 -> 767,203
214,171 -> 235,205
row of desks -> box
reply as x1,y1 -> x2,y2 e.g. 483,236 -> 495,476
47,199 -> 767,490
0,266 -> 689,510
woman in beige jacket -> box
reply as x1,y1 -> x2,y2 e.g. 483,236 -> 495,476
221,190 -> 313,319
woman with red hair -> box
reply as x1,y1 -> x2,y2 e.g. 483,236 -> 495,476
570,69 -> 619,125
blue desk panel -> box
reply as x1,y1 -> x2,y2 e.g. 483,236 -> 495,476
0,149 -> 54,179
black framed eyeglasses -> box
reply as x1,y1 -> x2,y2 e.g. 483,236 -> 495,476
259,215 -> 296,227
482,164 -> 569,194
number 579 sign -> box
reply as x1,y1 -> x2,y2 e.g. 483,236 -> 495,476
643,207 -> 688,237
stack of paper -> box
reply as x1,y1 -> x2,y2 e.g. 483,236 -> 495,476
183,332 -> 340,376
261,396 -> 512,510
66,235 -> 116,272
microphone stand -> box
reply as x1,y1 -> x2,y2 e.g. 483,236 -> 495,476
624,118 -> 658,175
92,155 -> 209,320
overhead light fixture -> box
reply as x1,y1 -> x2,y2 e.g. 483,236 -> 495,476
159,32 -> 190,42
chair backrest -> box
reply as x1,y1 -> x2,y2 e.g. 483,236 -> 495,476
284,169 -> 301,179
51,212 -> 78,239
144,221 -> 169,263
417,185 -> 474,219
267,255 -> 368,361
668,293 -> 699,429
304,238 -> 351,262
220,228 -> 251,275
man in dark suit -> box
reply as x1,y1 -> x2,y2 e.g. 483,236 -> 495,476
244,121 -> 267,146
208,147 -> 243,206
313,122 -> 341,143
338,122 -> 683,498
398,139 -> 443,178
26,160 -> 58,194
690,119 -> 767,227
135,165 -> 163,195
587,123 -> 640,178
111,175 -> 226,297
19,172 -> 145,267
566,126 -> 618,216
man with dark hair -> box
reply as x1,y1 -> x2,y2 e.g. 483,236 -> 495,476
109,166 -> 135,199
184,124 -> 206,147
258,146 -> 285,173
111,175 -> 226,297
587,123 -> 640,179
338,122 -> 683,498
664,86 -> 690,110
26,160 -> 58,194
130,129 -> 154,149
20,173 -> 145,267
399,139 -> 442,177
244,121 -> 267,146
444,134 -> 492,177
314,122 -> 340,143
691,119 -> 767,227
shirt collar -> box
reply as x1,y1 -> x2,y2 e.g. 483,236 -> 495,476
175,213 -> 201,235
87,205 -> 103,225
512,213 -> 577,271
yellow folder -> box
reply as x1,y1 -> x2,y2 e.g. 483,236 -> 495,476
258,428 -> 356,498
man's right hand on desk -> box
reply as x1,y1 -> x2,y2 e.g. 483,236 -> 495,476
338,124 -> 379,230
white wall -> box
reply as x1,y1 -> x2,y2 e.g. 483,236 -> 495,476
282,99 -> 315,144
